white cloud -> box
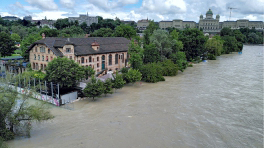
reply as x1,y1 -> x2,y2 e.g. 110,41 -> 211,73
25,0 -> 58,11
141,0 -> 187,14
31,11 -> 68,20
88,0 -> 139,11
60,0 -> 75,9
244,14 -> 258,21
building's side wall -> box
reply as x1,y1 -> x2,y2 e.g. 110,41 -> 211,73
29,44 -> 57,71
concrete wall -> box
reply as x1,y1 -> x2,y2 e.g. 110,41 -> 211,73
61,91 -> 78,105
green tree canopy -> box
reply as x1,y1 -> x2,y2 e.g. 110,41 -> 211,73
128,42 -> 143,70
103,78 -> 113,96
45,57 -> 86,88
222,36 -> 239,54
0,32 -> 17,57
150,29 -> 173,60
179,28 -> 207,61
114,24 -> 136,39
112,72 -> 125,90
10,33 -> 21,42
123,69 -> 142,84
83,76 -> 105,100
90,28 -> 114,37
20,33 -> 42,59
143,43 -> 160,63
54,18 -> 70,30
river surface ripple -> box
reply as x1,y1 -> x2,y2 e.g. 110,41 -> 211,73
8,45 -> 264,148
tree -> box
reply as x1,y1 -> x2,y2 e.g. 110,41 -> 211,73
205,36 -> 224,59
112,72 -> 125,91
45,57 -> 86,88
20,33 -> 42,60
222,36 -> 239,54
123,69 -> 142,84
150,29 -> 173,60
220,27 -> 234,36
143,43 -> 160,63
128,42 -> 143,70
54,18 -> 70,30
0,78 -> 53,140
39,27 -> 59,37
146,21 -> 159,35
169,52 -> 188,72
82,66 -> 95,80
140,63 -> 165,83
0,32 -> 17,57
160,60 -> 178,76
80,22 -> 90,33
10,33 -> 21,42
103,78 -> 113,96
179,28 -> 207,61
114,24 -> 136,39
90,28 -> 114,37
83,76 -> 105,100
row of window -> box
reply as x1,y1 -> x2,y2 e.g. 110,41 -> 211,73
34,54 -> 53,61
200,26 -> 218,30
32,63 -> 46,71
35,46 -> 50,53
79,54 -> 125,65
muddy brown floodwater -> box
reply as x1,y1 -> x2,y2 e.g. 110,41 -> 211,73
8,45 -> 263,148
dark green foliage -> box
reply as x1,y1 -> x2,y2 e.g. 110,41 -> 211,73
140,63 -> 165,83
160,60 -> 178,76
220,27 -> 234,36
54,18 -> 70,30
143,43 -> 161,63
45,57 -> 86,88
169,51 -> 188,72
82,66 -> 95,80
179,28 -> 207,61
83,76 -> 105,100
128,42 -> 143,70
114,24 -> 136,39
112,72 -> 125,90
59,26 -> 85,37
120,67 -> 129,74
103,78 -> 113,96
207,54 -> 216,60
123,69 -> 142,84
20,34 -> 42,60
0,32 -> 17,57
222,36 -> 239,54
90,28 -> 114,37
39,27 -> 59,37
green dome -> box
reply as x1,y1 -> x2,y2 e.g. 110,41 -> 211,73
216,14 -> 220,18
206,9 -> 213,15
200,14 -> 203,18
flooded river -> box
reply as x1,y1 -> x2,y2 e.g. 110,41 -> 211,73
8,45 -> 263,148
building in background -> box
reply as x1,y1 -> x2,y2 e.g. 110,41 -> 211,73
23,15 -> 32,21
68,13 -> 98,26
32,17 -> 56,29
137,19 -> 150,31
198,9 -> 221,34
2,16 -> 19,21
159,19 -> 196,30
222,19 -> 263,30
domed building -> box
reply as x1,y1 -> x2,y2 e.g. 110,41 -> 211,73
199,9 -> 221,34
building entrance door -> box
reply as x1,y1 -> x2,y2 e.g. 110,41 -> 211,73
102,55 -> 105,70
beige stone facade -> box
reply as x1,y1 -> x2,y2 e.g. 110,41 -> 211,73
222,19 -> 264,30
159,20 -> 196,30
28,37 -> 130,73
137,19 -> 150,31
30,44 -> 57,71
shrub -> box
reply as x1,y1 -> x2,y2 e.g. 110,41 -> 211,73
123,69 -> 142,84
140,63 -> 165,83
207,54 -> 216,60
160,60 -> 178,76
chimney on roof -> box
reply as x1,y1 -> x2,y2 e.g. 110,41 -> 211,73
67,38 -> 70,41
42,33 -> 45,39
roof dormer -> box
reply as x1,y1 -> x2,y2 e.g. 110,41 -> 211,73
91,40 -> 100,50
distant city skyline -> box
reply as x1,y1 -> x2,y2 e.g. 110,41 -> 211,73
0,0 -> 263,22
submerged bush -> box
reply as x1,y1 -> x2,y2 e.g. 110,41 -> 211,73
140,63 -> 165,83
160,60 -> 178,76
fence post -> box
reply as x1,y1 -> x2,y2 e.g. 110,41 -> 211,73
45,81 -> 47,101
51,82 -> 54,104
58,83 -> 60,106
39,78 -> 41,94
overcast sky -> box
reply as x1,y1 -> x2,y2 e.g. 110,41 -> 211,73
0,0 -> 263,22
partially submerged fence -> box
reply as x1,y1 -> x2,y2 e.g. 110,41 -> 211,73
0,73 -> 77,107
